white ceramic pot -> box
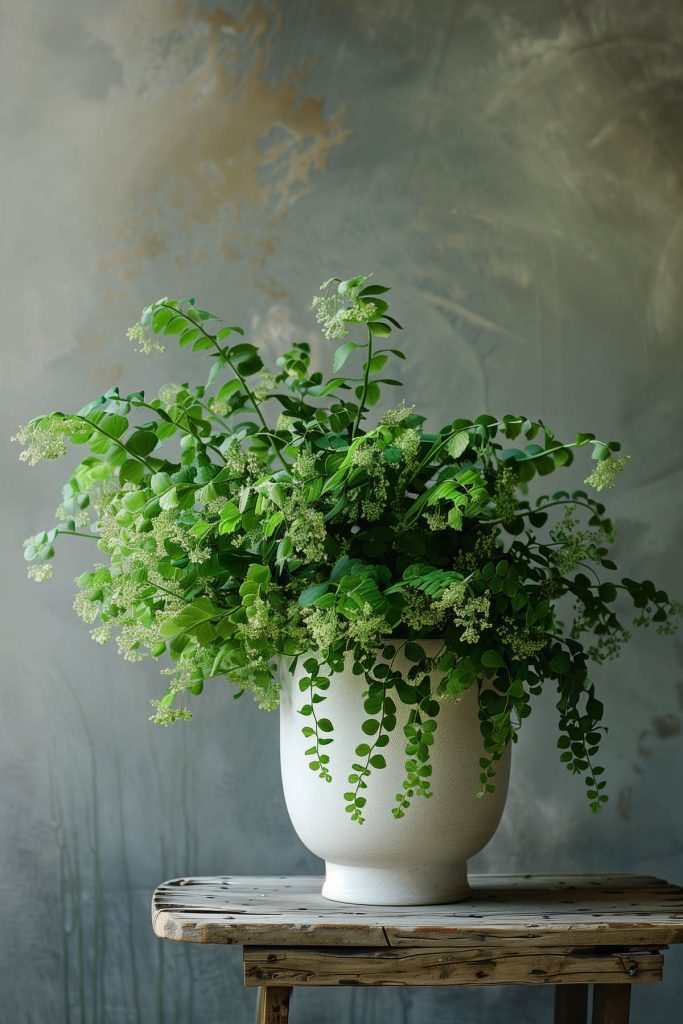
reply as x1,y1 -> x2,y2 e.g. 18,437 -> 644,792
279,641 -> 511,906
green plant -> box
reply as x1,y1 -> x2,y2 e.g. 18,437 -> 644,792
15,275 -> 681,820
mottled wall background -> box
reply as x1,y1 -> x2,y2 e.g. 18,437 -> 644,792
2,1 -> 683,1021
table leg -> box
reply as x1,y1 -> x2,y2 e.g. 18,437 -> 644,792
554,984 -> 588,1024
592,984 -> 631,1024
256,986 -> 292,1024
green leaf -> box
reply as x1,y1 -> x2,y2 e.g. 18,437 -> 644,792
323,494 -> 346,521
369,754 -> 386,769
550,652 -> 571,675
502,416 -> 522,439
151,471 -> 172,494
100,414 -> 128,438
592,441 -> 611,461
230,352 -> 263,376
447,431 -> 470,459
359,284 -> 390,296
307,378 -> 346,398
404,642 -> 425,662
367,299 -> 389,319
216,379 -> 242,403
369,322 -> 391,337
368,353 -> 388,373
481,650 -> 504,669
383,446 -> 403,463
448,508 -> 462,530
218,501 -> 240,534
333,342 -> 361,373
156,421 -> 177,442
159,487 -> 178,510
126,430 -> 157,457
365,381 -> 381,406
160,597 -> 217,638
178,327 -> 202,348
119,459 -> 145,485
498,448 -> 524,462
264,511 -> 284,537
152,307 -> 174,332
276,536 -> 293,564
165,315 -> 189,335
299,582 -> 331,607
192,337 -> 216,353
122,490 -> 147,512
246,563 -> 271,586
338,275 -> 366,294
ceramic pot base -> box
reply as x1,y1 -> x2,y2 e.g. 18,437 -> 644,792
322,861 -> 470,906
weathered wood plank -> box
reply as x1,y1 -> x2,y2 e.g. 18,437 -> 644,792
384,922 -> 681,950
592,983 -> 632,1023
151,874 -> 683,949
255,986 -> 291,1024
155,915 -> 388,947
242,947 -> 663,987
554,984 -> 588,1024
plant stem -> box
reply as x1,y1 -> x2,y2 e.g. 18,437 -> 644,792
150,581 -> 190,604
195,399 -> 232,433
483,498 -> 603,527
131,398 -> 226,462
75,416 -> 156,471
158,303 -> 289,470
351,325 -> 374,438
351,681 -> 387,822
307,674 -> 331,782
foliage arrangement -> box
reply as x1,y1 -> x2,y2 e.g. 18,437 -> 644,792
15,275 -> 681,821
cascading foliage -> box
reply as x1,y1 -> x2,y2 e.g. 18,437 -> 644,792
15,275 -> 681,821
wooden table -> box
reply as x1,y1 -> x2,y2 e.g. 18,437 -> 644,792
152,874 -> 683,1023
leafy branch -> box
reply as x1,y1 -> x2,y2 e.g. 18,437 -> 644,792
14,273 -> 681,815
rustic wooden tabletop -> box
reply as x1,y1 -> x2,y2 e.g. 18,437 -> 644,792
152,873 -> 683,1023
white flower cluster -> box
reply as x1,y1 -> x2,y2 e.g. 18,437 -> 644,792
127,320 -> 164,355
434,583 -> 491,644
288,505 -> 327,561
311,293 -> 377,341
584,454 -> 630,492
379,402 -> 414,427
27,563 -> 54,582
12,416 -> 81,465
158,383 -> 183,405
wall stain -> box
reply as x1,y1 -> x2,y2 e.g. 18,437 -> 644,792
622,711 -> 681,818
91,1 -> 349,288
617,785 -> 632,822
636,711 -> 682,760
89,362 -> 124,389
652,712 -> 682,739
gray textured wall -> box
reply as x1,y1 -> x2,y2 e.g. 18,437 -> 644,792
2,1 -> 683,1021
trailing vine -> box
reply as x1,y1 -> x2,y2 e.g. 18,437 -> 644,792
345,680 -> 391,824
